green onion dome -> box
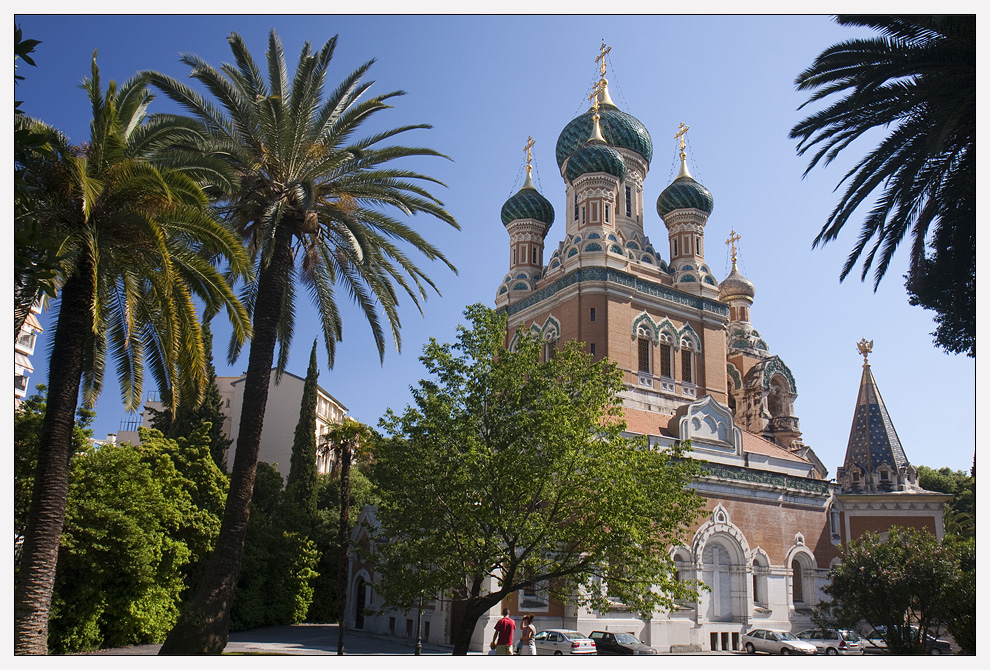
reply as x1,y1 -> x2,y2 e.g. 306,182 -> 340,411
501,174 -> 555,227
657,166 -> 714,218
564,141 -> 627,183
556,104 -> 653,169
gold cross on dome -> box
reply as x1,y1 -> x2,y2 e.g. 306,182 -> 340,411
588,80 -> 603,114
675,122 -> 690,159
523,136 -> 535,176
726,229 -> 741,266
596,42 -> 611,78
857,338 -> 874,366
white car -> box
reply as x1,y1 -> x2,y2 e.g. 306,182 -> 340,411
742,628 -> 817,655
532,629 -> 597,655
795,629 -> 865,655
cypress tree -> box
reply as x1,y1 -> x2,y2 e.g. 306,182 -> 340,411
285,341 -> 319,520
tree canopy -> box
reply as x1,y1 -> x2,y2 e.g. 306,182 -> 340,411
371,304 -> 705,655
790,15 -> 975,357
815,527 -> 974,655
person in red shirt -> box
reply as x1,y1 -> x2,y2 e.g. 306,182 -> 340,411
490,608 -> 516,655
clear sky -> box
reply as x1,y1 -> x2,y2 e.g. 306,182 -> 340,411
14,12 -> 977,475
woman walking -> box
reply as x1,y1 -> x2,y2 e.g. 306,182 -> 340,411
519,616 -> 537,655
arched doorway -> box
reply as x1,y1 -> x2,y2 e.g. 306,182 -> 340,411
354,577 -> 366,629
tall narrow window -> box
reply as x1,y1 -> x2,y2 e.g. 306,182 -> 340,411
590,307 -> 596,322
581,207 -> 586,224
605,203 -> 610,223
792,559 -> 805,603
574,194 -> 579,220
625,186 -> 632,216
681,346 -> 694,384
673,239 -> 678,257
638,336 -> 651,374
660,342 -> 672,378
532,247 -> 538,264
513,247 -> 518,265
590,343 -> 596,356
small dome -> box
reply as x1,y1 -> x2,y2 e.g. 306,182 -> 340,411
564,142 -> 627,183
501,178 -> 555,227
556,105 -> 653,168
719,265 -> 755,302
657,175 -> 714,218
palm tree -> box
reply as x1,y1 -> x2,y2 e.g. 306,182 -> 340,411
789,15 -> 975,356
147,31 -> 459,653
13,55 -> 252,655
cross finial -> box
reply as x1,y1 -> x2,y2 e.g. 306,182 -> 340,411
596,42 -> 611,79
857,338 -> 874,366
523,136 -> 535,176
587,81 -> 606,143
726,229 -> 741,267
675,122 -> 690,160
588,80 -> 603,115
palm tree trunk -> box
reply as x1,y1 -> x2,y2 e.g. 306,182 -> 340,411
14,262 -> 95,655
336,439 -> 352,655
160,223 -> 294,654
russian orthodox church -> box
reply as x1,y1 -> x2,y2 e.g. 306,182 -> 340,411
346,45 -> 948,653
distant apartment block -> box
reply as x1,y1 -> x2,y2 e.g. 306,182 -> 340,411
117,369 -> 347,475
15,300 -> 44,408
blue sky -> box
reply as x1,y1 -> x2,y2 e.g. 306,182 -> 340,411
14,13 -> 976,474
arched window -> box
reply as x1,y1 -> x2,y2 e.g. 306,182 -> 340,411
681,339 -> 695,384
543,334 -> 558,362
659,333 -> 674,378
637,330 -> 652,374
752,555 -> 768,607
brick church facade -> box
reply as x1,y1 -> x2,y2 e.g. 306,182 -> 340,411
346,46 -> 949,653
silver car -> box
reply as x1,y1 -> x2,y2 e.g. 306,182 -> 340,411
532,629 -> 598,655
742,628 -> 817,655
795,629 -> 865,655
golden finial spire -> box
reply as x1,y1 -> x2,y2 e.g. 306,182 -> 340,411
675,122 -> 692,178
592,42 -> 616,109
857,338 -> 874,367
587,81 -> 606,143
522,136 -> 536,188
726,229 -> 741,269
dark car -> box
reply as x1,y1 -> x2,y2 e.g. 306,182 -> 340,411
865,626 -> 953,655
588,631 -> 657,655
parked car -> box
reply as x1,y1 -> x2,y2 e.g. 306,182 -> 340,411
742,628 -> 817,655
588,631 -> 657,655
865,626 -> 952,655
795,629 -> 865,655
532,629 -> 597,655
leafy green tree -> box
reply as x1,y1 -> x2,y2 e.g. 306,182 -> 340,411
46,426 -> 226,654
941,536 -> 975,655
285,341 -> 321,525
372,305 -> 706,655
13,55 -> 251,655
14,386 -> 94,569
146,30 -> 459,654
816,527 -> 970,655
229,463 -> 320,631
918,465 -> 974,538
790,16 -> 975,357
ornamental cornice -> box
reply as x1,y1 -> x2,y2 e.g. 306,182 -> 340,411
697,460 -> 833,496
501,267 -> 730,318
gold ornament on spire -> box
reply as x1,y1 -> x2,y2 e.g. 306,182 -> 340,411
596,42 -> 611,78
857,338 -> 874,366
587,80 -> 606,143
523,136 -> 535,177
674,122 -> 692,179
726,229 -> 741,268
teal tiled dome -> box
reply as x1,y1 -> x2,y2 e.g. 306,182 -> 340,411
657,175 -> 714,217
564,142 -> 627,183
556,105 -> 653,168
501,184 -> 555,227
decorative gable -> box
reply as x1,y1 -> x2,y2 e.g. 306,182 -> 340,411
673,395 -> 743,456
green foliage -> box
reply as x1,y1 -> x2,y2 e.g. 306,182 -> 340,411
816,527 -> 973,655
230,463 -> 321,631
918,464 -> 974,538
23,424 -> 227,654
147,323 -> 233,470
14,386 -> 93,569
372,304 -> 705,652
285,341 -> 320,523
790,15 -> 975,357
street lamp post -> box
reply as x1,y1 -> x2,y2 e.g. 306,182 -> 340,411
414,598 -> 423,655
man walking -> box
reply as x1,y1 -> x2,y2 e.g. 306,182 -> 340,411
490,608 -> 516,655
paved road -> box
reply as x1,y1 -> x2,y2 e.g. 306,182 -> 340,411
81,623 -> 464,655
